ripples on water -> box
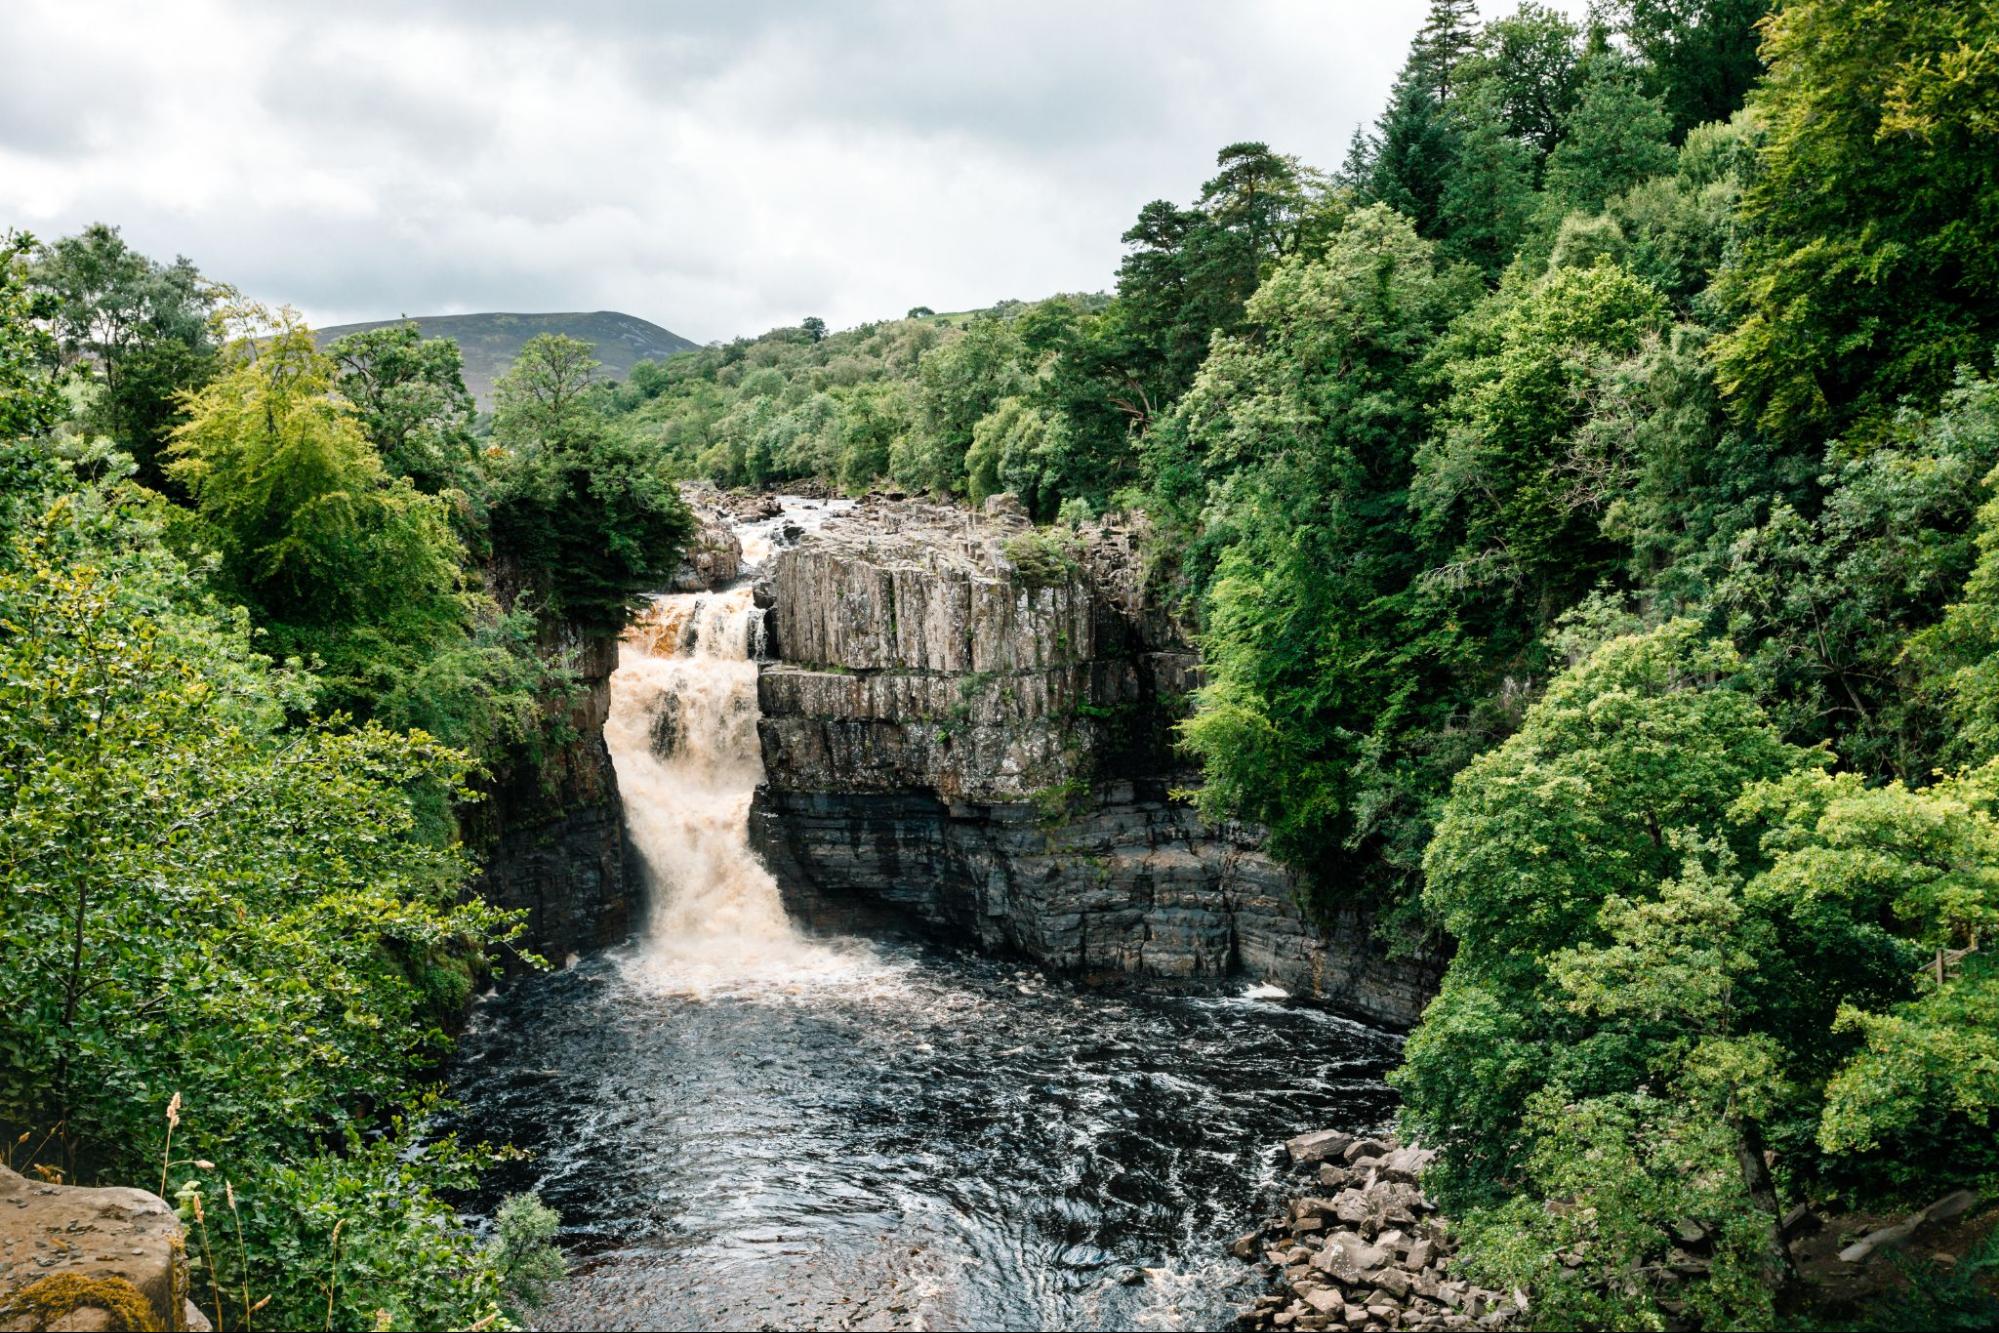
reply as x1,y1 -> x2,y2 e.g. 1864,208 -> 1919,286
448,945 -> 1401,1332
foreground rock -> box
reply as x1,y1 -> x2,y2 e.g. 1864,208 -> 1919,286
0,1166 -> 208,1331
1231,1134 -> 1522,1333
748,495 -> 1444,1026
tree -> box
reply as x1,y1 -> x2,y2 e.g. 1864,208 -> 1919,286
490,334 -> 694,633
0,492 -> 513,1173
168,310 -> 468,688
1437,87 -> 1538,277
1360,74 -> 1459,237
1540,59 -> 1677,219
1398,624 -> 1814,1198
1712,0 -> 1999,444
0,232 -> 63,463
1166,206 -> 1474,902
1409,0 -> 1480,101
328,321 -> 479,495
1413,263 -> 1670,627
1721,371 -> 1999,780
1612,0 -> 1771,141
32,223 -> 219,488
801,315 -> 828,343
896,315 -> 1023,494
1737,764 -> 1999,1184
1114,143 -> 1323,416
1456,3 -> 1586,169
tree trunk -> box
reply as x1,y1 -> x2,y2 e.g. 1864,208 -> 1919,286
1732,1116 -> 1796,1285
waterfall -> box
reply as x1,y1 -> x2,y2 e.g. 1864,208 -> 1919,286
605,499 -> 869,988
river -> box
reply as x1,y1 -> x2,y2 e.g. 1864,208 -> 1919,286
446,498 -> 1402,1332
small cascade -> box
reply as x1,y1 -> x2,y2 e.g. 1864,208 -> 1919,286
605,498 -> 867,988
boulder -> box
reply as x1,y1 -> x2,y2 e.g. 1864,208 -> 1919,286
1288,1131 -> 1356,1167
1302,1287 -> 1345,1316
1342,1138 -> 1389,1166
0,1166 -> 198,1332
1313,1231 -> 1391,1286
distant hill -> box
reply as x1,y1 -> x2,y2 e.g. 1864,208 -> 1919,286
315,311 -> 698,405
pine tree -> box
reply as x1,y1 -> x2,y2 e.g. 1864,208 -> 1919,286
1409,0 -> 1480,101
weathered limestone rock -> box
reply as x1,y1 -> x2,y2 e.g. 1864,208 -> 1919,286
671,484 -> 746,592
749,498 -> 1445,1026
0,1167 -> 207,1332
1288,1131 -> 1355,1167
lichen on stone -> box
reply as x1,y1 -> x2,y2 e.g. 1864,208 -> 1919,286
0,1273 -> 164,1332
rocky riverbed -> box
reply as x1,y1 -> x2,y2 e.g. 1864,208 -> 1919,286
1230,1133 -> 1523,1333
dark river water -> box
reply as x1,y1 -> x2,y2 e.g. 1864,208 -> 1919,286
447,943 -> 1399,1332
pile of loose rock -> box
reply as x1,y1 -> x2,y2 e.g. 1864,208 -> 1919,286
1229,1131 -> 1524,1333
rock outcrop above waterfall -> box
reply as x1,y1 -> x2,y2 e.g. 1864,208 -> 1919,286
748,496 -> 1443,1027
671,484 -> 746,592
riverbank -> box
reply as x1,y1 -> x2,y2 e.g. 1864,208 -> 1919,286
1229,1132 -> 1522,1333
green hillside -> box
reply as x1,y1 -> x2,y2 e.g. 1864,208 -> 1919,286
316,310 -> 696,404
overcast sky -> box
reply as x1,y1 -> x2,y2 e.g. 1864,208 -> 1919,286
1,1 -> 1577,344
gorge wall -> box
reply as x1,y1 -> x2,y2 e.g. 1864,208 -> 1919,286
747,497 -> 1442,1028
466,626 -> 633,965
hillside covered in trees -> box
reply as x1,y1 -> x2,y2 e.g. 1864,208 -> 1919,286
0,225 -> 692,1328
5,0 -> 1999,1328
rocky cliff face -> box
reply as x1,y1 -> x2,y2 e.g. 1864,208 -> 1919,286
467,626 -> 633,967
748,497 -> 1442,1028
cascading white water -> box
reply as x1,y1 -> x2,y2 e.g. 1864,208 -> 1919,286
605,498 -> 871,988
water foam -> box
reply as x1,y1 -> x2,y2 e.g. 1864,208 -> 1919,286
606,502 -> 887,995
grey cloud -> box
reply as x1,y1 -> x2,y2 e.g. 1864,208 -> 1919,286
1,0 -> 1584,342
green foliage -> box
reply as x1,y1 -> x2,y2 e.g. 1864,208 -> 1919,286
204,1118 -> 533,1332
1398,623 -> 1813,1198
163,309 -> 556,767
1454,3 -> 1586,165
1414,263 -> 1669,620
1001,525 -> 1081,589
1720,371 -> 1999,779
489,333 -> 695,634
1735,764 -> 1999,1181
1456,1090 -> 1780,1331
1712,0 -> 1999,444
1611,0 -> 1771,142
0,493 -> 520,1170
30,222 -> 220,489
492,1192 -> 567,1308
1168,206 -> 1475,904
328,321 -> 480,496
0,233 -> 63,444
1539,59 -> 1676,223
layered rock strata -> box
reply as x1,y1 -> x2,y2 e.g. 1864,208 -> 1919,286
747,496 -> 1442,1027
